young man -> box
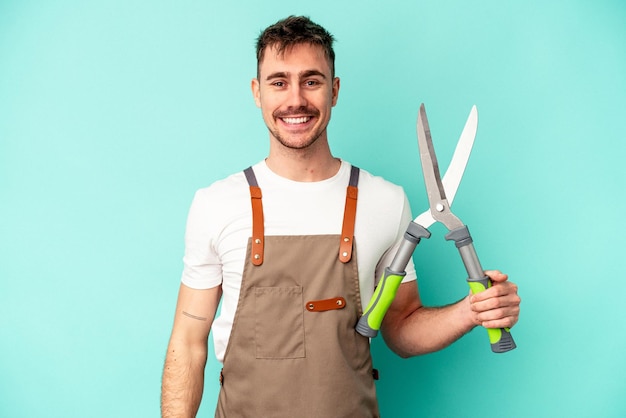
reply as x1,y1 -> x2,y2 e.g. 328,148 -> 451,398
161,16 -> 520,418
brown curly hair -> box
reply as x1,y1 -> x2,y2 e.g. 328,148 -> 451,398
255,16 -> 336,78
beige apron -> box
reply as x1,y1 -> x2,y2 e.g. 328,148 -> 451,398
215,166 -> 379,418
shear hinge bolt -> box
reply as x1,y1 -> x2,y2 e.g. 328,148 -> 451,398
436,203 -> 445,212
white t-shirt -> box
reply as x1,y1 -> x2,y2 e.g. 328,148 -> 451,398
181,160 -> 417,362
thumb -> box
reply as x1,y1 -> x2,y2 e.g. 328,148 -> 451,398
485,270 -> 508,283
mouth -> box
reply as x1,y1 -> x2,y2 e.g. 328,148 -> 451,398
274,107 -> 320,128
281,116 -> 312,125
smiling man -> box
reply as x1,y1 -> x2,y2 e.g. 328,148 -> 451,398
252,37 -> 341,180
161,16 -> 520,418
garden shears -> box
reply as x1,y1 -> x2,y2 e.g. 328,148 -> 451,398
356,103 -> 516,353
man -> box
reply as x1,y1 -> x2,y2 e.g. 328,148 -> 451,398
161,16 -> 520,418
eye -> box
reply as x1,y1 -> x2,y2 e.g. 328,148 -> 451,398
272,81 -> 285,87
304,80 -> 320,87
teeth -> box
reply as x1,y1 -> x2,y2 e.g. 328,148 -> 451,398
282,117 -> 311,124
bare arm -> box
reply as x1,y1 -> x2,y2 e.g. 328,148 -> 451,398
161,283 -> 222,418
381,270 -> 520,358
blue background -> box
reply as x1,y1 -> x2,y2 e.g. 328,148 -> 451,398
1,1 -> 624,417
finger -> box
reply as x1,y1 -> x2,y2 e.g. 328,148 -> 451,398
481,315 -> 518,329
471,286 -> 521,314
471,293 -> 520,315
472,297 -> 520,324
484,270 -> 508,283
470,281 -> 518,304
479,305 -> 520,328
472,297 -> 520,316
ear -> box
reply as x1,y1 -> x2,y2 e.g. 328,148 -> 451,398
251,78 -> 261,108
331,77 -> 340,107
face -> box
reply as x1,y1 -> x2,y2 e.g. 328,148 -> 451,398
252,43 -> 340,151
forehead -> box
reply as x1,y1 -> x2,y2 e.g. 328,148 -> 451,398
258,43 -> 332,78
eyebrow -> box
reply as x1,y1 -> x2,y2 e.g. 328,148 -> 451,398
265,69 -> 327,81
300,70 -> 327,79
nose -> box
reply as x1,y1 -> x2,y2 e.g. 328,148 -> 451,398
285,84 -> 308,109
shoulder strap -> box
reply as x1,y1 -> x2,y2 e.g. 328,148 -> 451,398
245,165 -> 359,265
244,167 -> 264,266
339,166 -> 360,263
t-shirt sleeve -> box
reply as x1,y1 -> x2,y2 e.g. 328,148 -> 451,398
180,189 -> 223,289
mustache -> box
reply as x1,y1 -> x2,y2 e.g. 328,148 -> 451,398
273,107 -> 320,118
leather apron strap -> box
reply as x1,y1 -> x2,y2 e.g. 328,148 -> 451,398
339,165 -> 359,263
244,167 -> 264,266
244,165 -> 360,266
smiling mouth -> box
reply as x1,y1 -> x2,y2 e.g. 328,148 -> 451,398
281,116 -> 312,125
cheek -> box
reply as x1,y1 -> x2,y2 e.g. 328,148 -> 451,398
259,93 -> 280,111
261,103 -> 278,123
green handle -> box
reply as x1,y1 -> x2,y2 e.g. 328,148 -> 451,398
356,268 -> 405,337
446,226 -> 516,353
356,222 -> 431,338
468,278 -> 516,353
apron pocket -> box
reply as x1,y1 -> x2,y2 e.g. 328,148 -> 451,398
254,286 -> 305,359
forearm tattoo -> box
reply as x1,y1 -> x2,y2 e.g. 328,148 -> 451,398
182,311 -> 207,321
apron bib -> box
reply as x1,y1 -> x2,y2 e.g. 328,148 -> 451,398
215,166 -> 379,418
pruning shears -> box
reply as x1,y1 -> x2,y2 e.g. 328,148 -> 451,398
356,103 -> 516,353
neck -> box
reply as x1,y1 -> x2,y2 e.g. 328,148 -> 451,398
265,138 -> 340,182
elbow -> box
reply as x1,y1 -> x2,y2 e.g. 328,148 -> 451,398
389,343 -> 426,359
395,350 -> 413,360
381,331 -> 420,359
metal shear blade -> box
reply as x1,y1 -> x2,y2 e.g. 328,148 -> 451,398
414,104 -> 477,231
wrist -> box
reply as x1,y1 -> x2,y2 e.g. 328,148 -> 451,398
458,294 -> 479,331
